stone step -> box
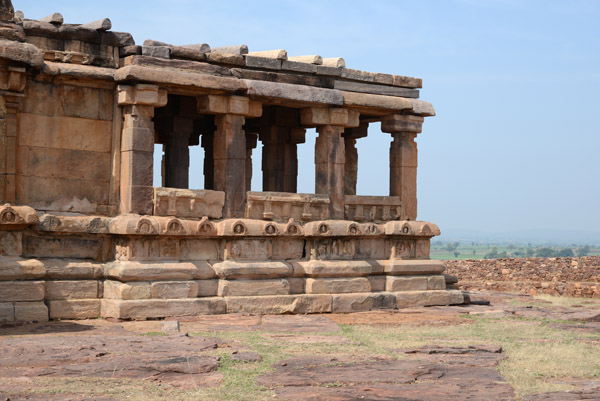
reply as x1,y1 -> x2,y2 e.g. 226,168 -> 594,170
395,290 -> 464,308
305,277 -> 371,294
101,298 -> 227,319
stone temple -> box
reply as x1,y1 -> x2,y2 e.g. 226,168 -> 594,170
0,0 -> 464,322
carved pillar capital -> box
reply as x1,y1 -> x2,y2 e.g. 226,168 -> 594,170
380,114 -> 423,134
300,107 -> 360,128
117,84 -> 167,107
197,95 -> 262,118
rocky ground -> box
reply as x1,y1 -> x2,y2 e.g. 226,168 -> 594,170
446,256 -> 600,297
1,291 -> 599,401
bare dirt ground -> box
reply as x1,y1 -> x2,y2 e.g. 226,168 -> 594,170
1,291 -> 600,401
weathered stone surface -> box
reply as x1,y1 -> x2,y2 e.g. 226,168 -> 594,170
0,39 -> 44,67
179,239 -> 220,260
206,52 -> 245,65
211,45 -> 248,55
332,292 -> 396,313
151,281 -> 199,299
0,301 -> 14,321
396,290 -> 464,308
40,61 -> 116,81
114,65 -> 246,93
294,260 -> 373,278
288,55 -> 322,64
213,261 -> 292,279
0,231 -> 22,257
44,259 -> 103,279
105,261 -> 215,281
48,299 -> 101,319
0,280 -> 44,301
243,79 -> 343,105
40,13 -> 63,25
225,294 -> 332,314
142,45 -> 170,59
334,80 -> 419,98
14,301 -> 48,322
22,235 -> 105,260
45,280 -> 100,300
102,298 -> 227,319
0,257 -> 45,280
247,49 -> 287,60
386,276 -> 428,291
428,275 -> 446,290
218,279 -> 290,296
81,18 -> 112,31
384,259 -> 446,275
196,279 -> 219,297
342,90 -> 412,111
305,277 -> 371,294
104,280 -> 151,300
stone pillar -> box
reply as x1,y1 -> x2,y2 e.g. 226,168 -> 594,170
342,122 -> 368,195
0,66 -> 25,204
118,84 -> 167,215
245,133 -> 258,192
197,95 -> 262,218
381,114 -> 423,221
257,108 -> 305,193
163,117 -> 192,189
301,107 -> 360,219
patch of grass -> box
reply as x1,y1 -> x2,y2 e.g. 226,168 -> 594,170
139,331 -> 167,336
533,294 -> 600,307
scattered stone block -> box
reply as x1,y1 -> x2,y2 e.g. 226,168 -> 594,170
81,18 -> 112,31
162,320 -> 180,334
40,13 -> 63,25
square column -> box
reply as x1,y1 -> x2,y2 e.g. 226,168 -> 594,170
197,95 -> 262,218
301,107 -> 360,219
381,114 -> 423,221
245,133 -> 258,192
163,117 -> 192,189
118,84 -> 167,215
342,122 -> 368,196
0,67 -> 26,203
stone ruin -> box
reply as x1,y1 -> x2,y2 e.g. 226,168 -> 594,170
0,0 -> 464,322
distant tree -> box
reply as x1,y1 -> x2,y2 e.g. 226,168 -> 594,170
471,241 -> 475,246
508,243 -> 516,250
526,248 -> 535,257
484,247 -> 499,259
556,248 -> 574,257
536,247 -> 555,258
454,251 -> 460,258
472,250 -> 476,256
577,245 -> 591,257
446,242 -> 456,252
453,241 -> 460,249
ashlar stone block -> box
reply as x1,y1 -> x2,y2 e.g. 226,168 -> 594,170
225,294 -> 332,314
48,299 -> 101,319
45,280 -> 100,300
14,301 -> 48,322
0,281 -> 44,301
104,280 -> 151,300
395,290 -> 464,308
332,293 -> 396,313
196,279 -> 219,297
386,276 -> 428,292
305,277 -> 371,294
151,281 -> 199,299
0,302 -> 14,322
217,279 -> 290,297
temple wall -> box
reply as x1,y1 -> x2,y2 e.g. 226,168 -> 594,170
16,80 -> 114,214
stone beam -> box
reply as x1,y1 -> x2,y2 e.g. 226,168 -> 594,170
197,95 -> 262,118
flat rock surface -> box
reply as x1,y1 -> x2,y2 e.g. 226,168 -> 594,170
1,291 -> 599,400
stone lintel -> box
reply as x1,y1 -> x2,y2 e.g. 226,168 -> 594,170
300,107 -> 360,128
117,84 -> 167,107
381,114 -> 424,134
197,94 -> 262,118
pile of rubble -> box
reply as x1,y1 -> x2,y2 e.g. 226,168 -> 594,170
445,256 -> 600,297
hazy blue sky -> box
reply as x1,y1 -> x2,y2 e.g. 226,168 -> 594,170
20,0 -> 600,241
